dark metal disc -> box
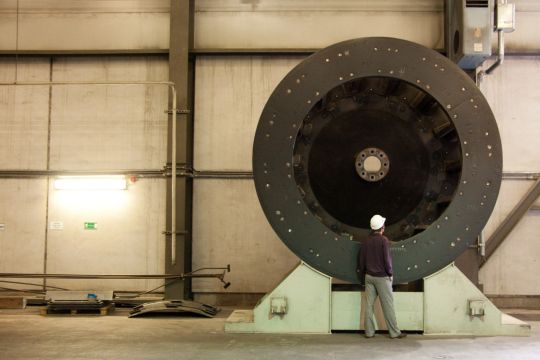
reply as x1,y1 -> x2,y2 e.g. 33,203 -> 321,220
253,37 -> 502,284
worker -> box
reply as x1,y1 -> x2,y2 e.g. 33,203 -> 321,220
357,214 -> 406,339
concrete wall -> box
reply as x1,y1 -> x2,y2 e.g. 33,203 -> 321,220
0,57 -> 50,289
479,56 -> 540,295
192,56 -> 304,293
194,0 -> 444,50
0,55 -> 168,292
0,1 -> 170,52
0,179 -> 47,288
1,1 -> 539,53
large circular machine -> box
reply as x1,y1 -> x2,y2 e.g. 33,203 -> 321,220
253,38 -> 502,284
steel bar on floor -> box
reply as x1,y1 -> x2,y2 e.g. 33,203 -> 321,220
0,273 -> 223,280
0,170 -> 536,180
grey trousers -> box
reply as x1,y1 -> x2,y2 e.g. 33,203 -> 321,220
364,274 -> 401,338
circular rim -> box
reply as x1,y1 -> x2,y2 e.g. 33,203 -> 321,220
253,37 -> 502,284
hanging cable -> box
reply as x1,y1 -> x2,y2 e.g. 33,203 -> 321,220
0,280 -> 69,291
0,286 -> 44,295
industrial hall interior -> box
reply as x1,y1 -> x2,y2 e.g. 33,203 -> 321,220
0,1 -> 539,359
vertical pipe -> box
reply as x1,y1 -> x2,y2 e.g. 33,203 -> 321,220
498,28 -> 505,64
485,30 -> 505,75
171,86 -> 177,266
43,57 -> 54,292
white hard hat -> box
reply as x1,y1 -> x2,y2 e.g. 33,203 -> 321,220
370,214 -> 386,230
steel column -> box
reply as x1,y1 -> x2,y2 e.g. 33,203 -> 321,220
165,0 -> 194,300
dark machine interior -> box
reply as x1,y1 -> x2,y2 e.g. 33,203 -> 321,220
293,77 -> 462,242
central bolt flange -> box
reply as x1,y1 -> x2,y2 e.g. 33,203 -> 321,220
355,147 -> 390,182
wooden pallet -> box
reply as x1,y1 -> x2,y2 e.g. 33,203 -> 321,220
40,303 -> 115,316
0,296 -> 26,309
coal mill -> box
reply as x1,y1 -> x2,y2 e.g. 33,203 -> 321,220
253,37 -> 502,285
225,37 -> 529,336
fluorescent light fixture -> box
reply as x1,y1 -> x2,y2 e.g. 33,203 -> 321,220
54,176 -> 127,190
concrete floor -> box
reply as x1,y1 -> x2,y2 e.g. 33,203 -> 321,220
0,308 -> 539,360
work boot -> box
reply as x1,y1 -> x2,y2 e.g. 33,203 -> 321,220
391,333 -> 407,339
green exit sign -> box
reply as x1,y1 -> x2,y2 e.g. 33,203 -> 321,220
84,222 -> 98,230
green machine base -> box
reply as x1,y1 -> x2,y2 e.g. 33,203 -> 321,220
225,262 -> 530,336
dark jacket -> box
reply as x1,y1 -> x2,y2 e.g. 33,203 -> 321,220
357,233 -> 393,281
